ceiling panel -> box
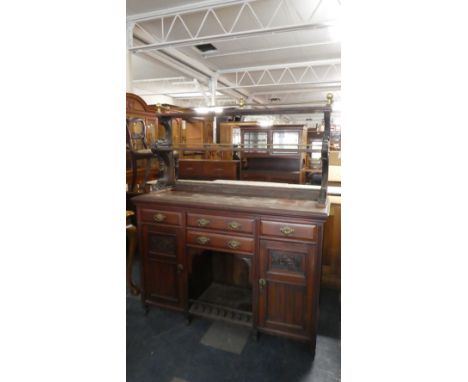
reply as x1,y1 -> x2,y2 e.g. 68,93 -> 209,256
126,0 -> 198,16
127,0 -> 341,119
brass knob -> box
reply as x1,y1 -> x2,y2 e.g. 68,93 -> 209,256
197,236 -> 210,245
259,278 -> 266,290
197,218 -> 210,227
177,264 -> 184,273
227,221 -> 241,230
280,226 -> 295,236
153,213 -> 166,222
227,240 -> 240,249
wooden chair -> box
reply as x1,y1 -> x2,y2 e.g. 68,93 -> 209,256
126,210 -> 140,295
126,117 -> 154,192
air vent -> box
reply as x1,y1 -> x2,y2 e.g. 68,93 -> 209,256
195,43 -> 217,52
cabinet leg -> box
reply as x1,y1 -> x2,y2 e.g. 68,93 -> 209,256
310,340 -> 317,358
310,348 -> 316,360
251,328 -> 259,342
143,304 -> 150,316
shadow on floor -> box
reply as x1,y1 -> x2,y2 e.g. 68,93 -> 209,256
127,256 -> 340,382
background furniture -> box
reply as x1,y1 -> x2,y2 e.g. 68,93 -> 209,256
126,118 -> 155,193
178,159 -> 239,181
239,125 -> 307,184
126,93 -> 159,191
321,196 -> 341,289
126,210 -> 140,295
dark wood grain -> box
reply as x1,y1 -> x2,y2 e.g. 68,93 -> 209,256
260,220 -> 318,242
187,212 -> 254,234
134,183 -> 328,353
178,159 -> 239,181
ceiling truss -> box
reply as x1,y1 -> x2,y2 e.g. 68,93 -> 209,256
202,40 -> 339,59
216,59 -> 341,90
127,0 -> 341,117
128,0 -> 338,52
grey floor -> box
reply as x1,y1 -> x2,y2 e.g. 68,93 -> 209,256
127,259 -> 340,382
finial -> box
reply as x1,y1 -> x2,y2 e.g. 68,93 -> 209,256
156,103 -> 161,113
239,98 -> 245,108
326,93 -> 334,105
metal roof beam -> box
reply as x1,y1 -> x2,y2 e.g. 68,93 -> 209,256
132,26 -> 264,105
127,0 -> 255,22
218,59 -> 341,74
128,0 -> 339,52
216,60 -> 341,90
129,22 -> 333,52
202,41 -> 340,59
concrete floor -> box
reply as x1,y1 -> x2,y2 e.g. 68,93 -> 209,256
127,283 -> 340,382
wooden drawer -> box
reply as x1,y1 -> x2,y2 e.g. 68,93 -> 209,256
187,213 -> 254,235
204,161 -> 238,180
187,230 -> 254,254
178,161 -> 205,179
140,208 -> 182,226
260,220 -> 317,242
240,172 -> 269,182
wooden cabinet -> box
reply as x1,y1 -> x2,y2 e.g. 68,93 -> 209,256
140,222 -> 187,311
134,184 -> 328,353
321,196 -> 341,289
178,159 -> 239,181
258,239 -> 319,341
239,125 -> 307,184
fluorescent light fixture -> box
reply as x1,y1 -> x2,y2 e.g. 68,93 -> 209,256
194,106 -> 224,114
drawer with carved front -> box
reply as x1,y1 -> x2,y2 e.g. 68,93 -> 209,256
140,208 -> 182,226
187,213 -> 254,235
260,220 -> 318,242
186,230 -> 254,254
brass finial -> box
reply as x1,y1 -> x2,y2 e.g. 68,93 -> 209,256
326,93 -> 334,105
156,103 -> 161,113
239,98 -> 245,108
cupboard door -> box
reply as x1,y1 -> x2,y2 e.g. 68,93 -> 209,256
141,224 -> 186,309
258,239 -> 318,340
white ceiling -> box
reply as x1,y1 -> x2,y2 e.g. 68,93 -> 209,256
127,0 -> 341,122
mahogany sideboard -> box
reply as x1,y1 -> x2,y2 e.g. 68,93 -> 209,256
132,180 -> 329,354
178,159 -> 239,181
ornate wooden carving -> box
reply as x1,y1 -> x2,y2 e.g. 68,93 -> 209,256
270,250 -> 303,273
151,116 -> 176,188
149,234 -> 176,256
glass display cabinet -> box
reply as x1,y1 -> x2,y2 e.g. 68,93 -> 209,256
239,125 -> 307,183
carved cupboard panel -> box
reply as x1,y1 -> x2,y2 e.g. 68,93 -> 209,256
141,224 -> 187,310
258,239 -> 318,340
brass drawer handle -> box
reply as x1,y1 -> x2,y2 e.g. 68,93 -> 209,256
227,221 -> 241,230
153,213 -> 166,222
259,278 -> 266,290
197,236 -> 210,245
227,240 -> 241,249
280,226 -> 295,236
197,218 -> 210,227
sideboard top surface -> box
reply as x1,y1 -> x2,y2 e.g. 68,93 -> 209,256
132,188 -> 330,219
